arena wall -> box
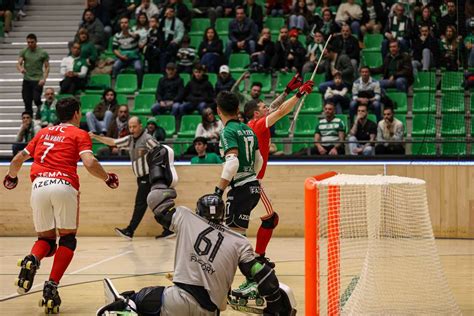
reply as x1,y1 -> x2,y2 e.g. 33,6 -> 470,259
1,164 -> 472,238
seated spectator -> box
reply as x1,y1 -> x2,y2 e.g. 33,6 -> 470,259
226,6 -> 258,58
243,0 -> 264,31
415,5 -> 438,38
375,107 -> 405,155
289,0 -> 314,32
160,0 -> 190,29
146,117 -> 166,141
112,17 -> 144,87
382,3 -> 413,57
144,16 -> 161,73
86,0 -> 112,37
250,27 -> 275,72
283,28 -> 306,72
215,65 -> 236,95
332,24 -> 360,74
179,64 -> 215,115
312,102 -> 346,156
176,36 -> 197,74
76,28 -> 98,67
302,31 -> 325,74
135,0 -> 159,20
12,111 -> 40,155
439,0 -> 462,36
96,104 -> 130,158
86,88 -> 119,135
267,0 -> 291,17
115,0 -> 139,20
312,8 -> 340,39
0,0 -> 13,37
59,42 -> 88,95
39,87 -> 58,127
335,0 -> 363,37
360,0 -> 385,36
271,27 -> 290,71
195,106 -> 223,143
157,6 -> 185,72
465,20 -> 474,68
324,71 -> 350,114
350,66 -> 382,123
78,9 -> 105,51
440,25 -> 461,71
371,40 -> 413,93
348,103 -> 376,156
232,74 -> 262,108
412,25 -> 439,77
151,62 -> 184,116
318,44 -> 354,94
191,0 -> 218,25
131,12 -> 149,51
198,27 -> 224,73
191,136 -> 223,164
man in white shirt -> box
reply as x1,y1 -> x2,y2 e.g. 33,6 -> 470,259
59,42 -> 88,94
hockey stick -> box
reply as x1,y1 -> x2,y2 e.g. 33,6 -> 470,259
288,34 -> 333,136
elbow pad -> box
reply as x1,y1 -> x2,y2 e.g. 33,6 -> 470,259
221,154 -> 239,181
254,150 -> 263,175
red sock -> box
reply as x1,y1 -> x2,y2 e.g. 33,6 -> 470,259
255,226 -> 273,256
30,239 -> 52,261
49,246 -> 74,284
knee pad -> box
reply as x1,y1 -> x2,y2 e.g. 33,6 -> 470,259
39,238 -> 57,257
59,234 -> 77,251
261,212 -> 279,229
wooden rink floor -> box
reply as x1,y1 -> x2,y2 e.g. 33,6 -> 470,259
0,237 -> 473,315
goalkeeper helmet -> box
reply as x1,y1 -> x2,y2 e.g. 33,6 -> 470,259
196,194 -> 225,224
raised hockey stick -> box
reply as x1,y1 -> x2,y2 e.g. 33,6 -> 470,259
288,34 -> 333,136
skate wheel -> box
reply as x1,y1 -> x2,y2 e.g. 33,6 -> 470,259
17,287 -> 26,295
256,297 -> 265,306
52,306 -> 59,314
39,299 -> 45,307
14,278 -> 20,287
22,280 -> 30,290
26,261 -> 32,270
238,298 -> 247,306
17,259 -> 23,267
47,299 -> 55,309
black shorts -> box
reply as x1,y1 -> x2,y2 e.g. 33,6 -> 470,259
225,180 -> 261,229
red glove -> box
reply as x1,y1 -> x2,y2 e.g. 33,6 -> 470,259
105,173 -> 119,189
296,80 -> 314,98
285,73 -> 303,93
3,174 -> 18,190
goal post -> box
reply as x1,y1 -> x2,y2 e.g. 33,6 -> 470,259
304,172 -> 461,316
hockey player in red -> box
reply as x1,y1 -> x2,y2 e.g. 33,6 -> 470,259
4,98 -> 119,314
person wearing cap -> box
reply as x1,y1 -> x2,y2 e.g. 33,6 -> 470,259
146,117 -> 166,141
151,62 -> 184,116
215,65 -> 236,95
284,28 -> 306,73
190,137 -> 223,164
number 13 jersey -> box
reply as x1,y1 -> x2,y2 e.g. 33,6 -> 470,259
24,124 -> 93,190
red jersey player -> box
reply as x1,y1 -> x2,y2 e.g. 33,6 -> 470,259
245,75 -> 314,264
3,98 -> 119,314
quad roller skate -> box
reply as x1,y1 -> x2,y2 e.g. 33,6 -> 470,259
230,279 -> 265,307
256,254 -> 275,269
39,280 -> 61,314
14,254 -> 40,294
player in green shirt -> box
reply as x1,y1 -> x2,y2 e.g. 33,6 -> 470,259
190,137 -> 223,164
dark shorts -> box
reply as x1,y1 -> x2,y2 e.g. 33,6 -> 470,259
225,180 -> 261,229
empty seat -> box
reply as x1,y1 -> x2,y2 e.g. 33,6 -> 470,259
292,137 -> 314,153
178,115 -> 201,137
207,73 -> 218,87
412,114 -> 436,137
361,50 -> 383,68
116,94 -> 128,105
304,73 -> 326,86
274,115 -> 290,137
115,74 -> 137,94
215,18 -> 232,37
250,73 -> 272,93
276,72 -> 297,93
413,72 -> 436,92
132,94 -> 155,115
85,74 -> 111,94
363,34 -> 383,52
80,94 -> 101,113
140,74 -> 163,94
411,140 -> 436,155
441,114 -> 466,136
441,92 -> 464,113
189,35 -> 201,49
386,91 -> 407,113
441,141 -> 467,155
156,115 -> 176,136
229,53 -> 250,72
189,18 -> 211,36
441,72 -> 464,91
294,114 -> 317,137
412,92 -> 436,113
300,93 -> 323,114
180,73 -> 191,85
264,17 -> 285,35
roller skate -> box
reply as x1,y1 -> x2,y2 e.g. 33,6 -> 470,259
230,279 -> 265,307
39,280 -> 61,314
14,254 -> 40,294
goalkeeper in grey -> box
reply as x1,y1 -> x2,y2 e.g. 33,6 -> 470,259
96,144 -> 296,316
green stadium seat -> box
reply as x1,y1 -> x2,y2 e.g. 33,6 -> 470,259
180,73 -> 191,85
276,72 -> 297,93
361,50 -> 383,68
56,94 -> 74,100
274,116 -> 290,137
413,92 -> 436,113
207,73 -> 218,87
264,17 -> 285,35
367,114 -> 377,123
441,141 -> 467,155
395,114 -> 407,136
178,115 -> 201,137
80,94 -> 101,113
298,35 -> 307,48
172,141 -> 187,157
471,95 -> 474,112
189,35 -> 202,49
441,92 -> 464,113
156,115 -> 176,136
216,18 -> 232,37
300,93 -> 323,114
85,74 -> 111,94
272,137 -> 285,152
232,71 -> 245,91
411,140 -> 436,155
140,74 -> 163,94
294,114 -> 317,137
229,53 -> 250,72
116,94 -> 128,105
115,74 -> 137,94
363,34 -> 383,52
291,137 -> 314,154
441,72 -> 464,92
189,18 -> 211,36
335,114 -> 348,132
412,114 -> 436,137
304,73 -> 326,86
92,141 -> 108,155
250,73 -> 272,93
386,91 -> 407,113
132,94 -> 155,115
441,114 -> 466,136
413,72 -> 436,92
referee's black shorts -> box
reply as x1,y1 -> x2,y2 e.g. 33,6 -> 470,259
225,180 -> 261,229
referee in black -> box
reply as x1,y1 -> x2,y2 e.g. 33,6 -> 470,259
90,116 -> 174,240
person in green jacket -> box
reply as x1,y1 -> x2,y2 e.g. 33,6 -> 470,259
191,137 -> 223,164
77,28 -> 98,67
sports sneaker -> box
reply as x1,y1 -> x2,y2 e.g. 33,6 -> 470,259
155,228 -> 175,239
115,227 -> 133,240
256,254 -> 276,269
18,9 -> 27,17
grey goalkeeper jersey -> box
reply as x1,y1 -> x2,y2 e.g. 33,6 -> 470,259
170,206 -> 255,311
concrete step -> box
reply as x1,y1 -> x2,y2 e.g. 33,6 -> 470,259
0,126 -> 20,133
29,0 -> 83,5
0,73 -> 63,79
26,5 -> 84,11
0,120 -> 22,127
9,31 -> 75,38
0,101 -> 26,107
0,84 -> 60,93
0,149 -> 14,157
0,113 -> 24,120
13,20 -> 81,27
15,15 -> 81,21
13,25 -> 79,32
0,135 -> 17,141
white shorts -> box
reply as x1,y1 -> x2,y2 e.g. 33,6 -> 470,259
30,177 -> 79,232
161,286 -> 218,316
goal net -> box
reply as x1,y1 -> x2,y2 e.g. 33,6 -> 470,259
304,172 -> 461,315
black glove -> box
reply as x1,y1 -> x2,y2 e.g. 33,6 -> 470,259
3,174 -> 18,190
214,186 -> 224,198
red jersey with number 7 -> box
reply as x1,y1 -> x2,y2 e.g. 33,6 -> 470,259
24,124 -> 93,190
248,116 -> 270,179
